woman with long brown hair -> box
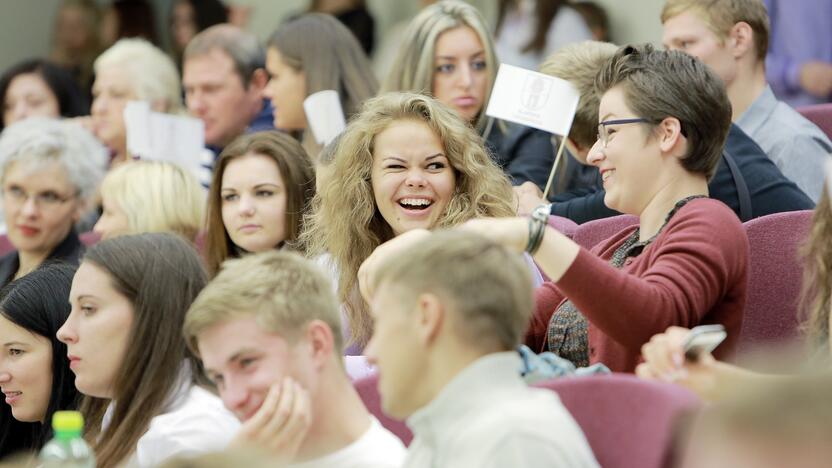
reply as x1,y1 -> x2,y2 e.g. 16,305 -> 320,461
302,92 -> 516,350
204,131 -> 315,277
57,233 -> 239,467
263,13 -> 378,157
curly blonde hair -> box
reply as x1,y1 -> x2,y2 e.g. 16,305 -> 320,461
799,192 -> 832,356
302,92 -> 515,348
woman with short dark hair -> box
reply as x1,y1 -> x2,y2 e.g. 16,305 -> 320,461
454,44 -> 748,373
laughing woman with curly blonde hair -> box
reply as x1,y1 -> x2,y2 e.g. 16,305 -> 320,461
302,92 -> 517,350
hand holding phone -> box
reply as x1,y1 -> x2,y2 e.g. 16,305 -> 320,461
682,324 -> 727,361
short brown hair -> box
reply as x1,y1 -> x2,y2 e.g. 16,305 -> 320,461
595,43 -> 732,179
205,131 -> 316,276
184,250 -> 344,355
661,0 -> 769,62
184,24 -> 264,87
372,230 -> 533,352
539,41 -> 618,148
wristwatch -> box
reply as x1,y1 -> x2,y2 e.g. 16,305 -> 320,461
526,204 -> 550,254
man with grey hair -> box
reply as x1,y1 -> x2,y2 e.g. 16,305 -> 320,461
183,24 -> 273,154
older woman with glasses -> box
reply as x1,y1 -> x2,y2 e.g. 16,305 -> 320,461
0,118 -> 107,286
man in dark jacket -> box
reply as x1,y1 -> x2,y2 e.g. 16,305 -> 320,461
515,42 -> 813,223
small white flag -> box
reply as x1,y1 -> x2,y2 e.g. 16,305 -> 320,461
124,101 -> 206,184
304,90 -> 346,146
486,63 -> 580,137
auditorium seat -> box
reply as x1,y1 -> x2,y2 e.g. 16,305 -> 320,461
738,210 -> 813,354
797,103 -> 832,140
79,231 -> 101,247
0,235 -> 12,256
572,214 -> 639,250
548,215 -> 578,238
353,373 -> 413,446
194,230 -> 207,254
534,373 -> 700,468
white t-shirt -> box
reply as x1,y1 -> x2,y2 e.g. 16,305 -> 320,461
288,417 -> 406,468
122,385 -> 240,467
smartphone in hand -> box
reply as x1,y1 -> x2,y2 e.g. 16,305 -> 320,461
683,324 -> 727,361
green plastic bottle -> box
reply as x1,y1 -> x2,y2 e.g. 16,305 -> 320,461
38,411 -> 96,468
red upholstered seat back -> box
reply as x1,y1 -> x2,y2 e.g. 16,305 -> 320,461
573,214 -> 639,250
0,235 -> 13,256
738,210 -> 813,354
548,215 -> 578,238
353,373 -> 413,446
797,103 -> 832,140
534,374 -> 700,468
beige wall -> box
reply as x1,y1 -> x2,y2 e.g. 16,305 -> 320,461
593,0 -> 665,46
0,0 -> 64,72
0,0 -> 666,76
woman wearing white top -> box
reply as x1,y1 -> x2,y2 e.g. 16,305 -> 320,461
495,0 -> 594,71
57,233 -> 239,468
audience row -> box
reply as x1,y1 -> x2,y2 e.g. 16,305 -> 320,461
0,0 -> 830,467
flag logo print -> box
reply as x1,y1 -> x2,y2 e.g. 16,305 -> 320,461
522,76 -> 552,112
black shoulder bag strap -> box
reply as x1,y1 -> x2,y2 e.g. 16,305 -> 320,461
722,148 -> 753,222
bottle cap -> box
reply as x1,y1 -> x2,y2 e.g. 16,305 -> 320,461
52,411 -> 84,433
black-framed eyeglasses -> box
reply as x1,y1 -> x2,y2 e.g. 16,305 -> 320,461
597,118 -> 650,148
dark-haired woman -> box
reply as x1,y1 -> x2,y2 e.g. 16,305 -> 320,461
0,263 -> 79,458
0,59 -> 89,131
169,0 -> 228,69
57,233 -> 239,468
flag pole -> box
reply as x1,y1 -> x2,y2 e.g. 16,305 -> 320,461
542,135 -> 568,200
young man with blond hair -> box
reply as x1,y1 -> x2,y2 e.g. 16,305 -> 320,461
183,251 -> 405,467
661,0 -> 831,200
360,229 -> 599,468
